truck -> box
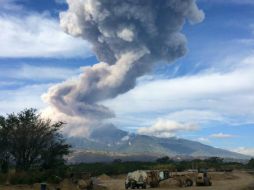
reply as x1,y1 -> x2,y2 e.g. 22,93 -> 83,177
125,170 -> 148,189
125,170 -> 199,189
196,172 -> 212,186
125,170 -> 171,189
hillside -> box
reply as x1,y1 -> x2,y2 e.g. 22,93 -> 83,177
67,125 -> 250,163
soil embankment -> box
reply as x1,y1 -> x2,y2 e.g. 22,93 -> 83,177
0,171 -> 253,190
99,171 -> 254,190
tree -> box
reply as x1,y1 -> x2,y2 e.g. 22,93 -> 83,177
0,116 -> 10,173
0,108 -> 70,171
156,156 -> 173,163
207,157 -> 224,164
247,158 -> 254,169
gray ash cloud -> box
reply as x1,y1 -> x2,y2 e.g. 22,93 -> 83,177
44,0 -> 204,123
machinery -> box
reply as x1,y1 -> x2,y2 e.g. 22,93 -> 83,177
196,172 -> 212,186
146,170 -> 161,188
125,170 -> 172,189
125,170 -> 198,189
125,170 -> 148,189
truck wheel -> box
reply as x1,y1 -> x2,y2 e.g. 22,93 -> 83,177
185,179 -> 193,187
142,183 -> 147,189
204,178 -> 210,186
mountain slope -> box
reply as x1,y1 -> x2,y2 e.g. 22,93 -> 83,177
67,125 -> 250,162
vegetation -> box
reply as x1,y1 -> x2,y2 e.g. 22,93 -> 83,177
156,156 -> 174,164
0,108 -> 70,184
69,157 -> 247,177
247,158 -> 254,169
0,109 -> 253,186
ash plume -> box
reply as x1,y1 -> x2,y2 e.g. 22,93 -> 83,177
43,0 -> 204,129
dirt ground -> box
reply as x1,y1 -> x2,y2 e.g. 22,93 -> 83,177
98,171 -> 254,190
0,171 -> 253,190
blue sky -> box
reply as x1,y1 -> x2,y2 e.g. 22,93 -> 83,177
0,0 -> 254,156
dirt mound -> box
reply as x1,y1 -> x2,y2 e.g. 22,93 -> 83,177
60,179 -> 77,190
98,174 -> 111,180
94,184 -> 108,190
113,174 -> 126,179
32,183 -> 41,190
0,185 -> 33,190
241,183 -> 254,190
159,178 -> 180,188
210,172 -> 239,181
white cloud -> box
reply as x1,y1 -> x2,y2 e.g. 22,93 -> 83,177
164,110 -> 225,124
210,133 -> 235,139
0,83 -> 93,137
0,0 -> 24,12
198,0 -> 254,5
0,81 -> 24,87
104,55 -> 254,129
41,107 -> 92,137
235,147 -> 254,157
197,137 -> 210,144
137,119 -> 198,138
121,135 -> 130,141
0,14 -> 91,58
0,64 -> 81,81
0,84 -> 51,115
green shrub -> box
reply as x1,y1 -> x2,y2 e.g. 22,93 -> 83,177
0,173 -> 7,185
9,169 -> 67,185
10,171 -> 47,185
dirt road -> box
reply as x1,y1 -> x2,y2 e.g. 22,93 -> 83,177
0,171 -> 253,190
99,171 -> 254,190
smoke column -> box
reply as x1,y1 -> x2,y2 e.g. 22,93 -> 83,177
43,0 -> 204,130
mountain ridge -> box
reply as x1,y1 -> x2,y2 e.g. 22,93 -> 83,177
66,125 -> 250,163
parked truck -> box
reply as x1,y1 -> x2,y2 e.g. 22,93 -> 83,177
196,172 -> 212,186
125,170 -> 197,189
125,170 -> 148,189
125,170 -> 171,189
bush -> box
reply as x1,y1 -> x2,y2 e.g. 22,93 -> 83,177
9,168 -> 68,185
0,173 -> 7,185
9,171 -> 48,185
247,158 -> 254,169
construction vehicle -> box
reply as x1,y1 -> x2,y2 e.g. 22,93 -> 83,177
146,170 -> 162,188
125,170 -> 192,189
196,172 -> 212,186
125,170 -> 169,189
125,170 -> 198,189
125,170 -> 148,189
173,174 -> 194,187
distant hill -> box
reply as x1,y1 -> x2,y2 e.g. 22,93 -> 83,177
67,125 -> 250,163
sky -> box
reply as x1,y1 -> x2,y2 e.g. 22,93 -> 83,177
0,0 -> 254,156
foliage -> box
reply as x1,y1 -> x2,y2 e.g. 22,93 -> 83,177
156,156 -> 174,164
8,168 -> 67,185
0,173 -> 7,184
0,108 -> 70,172
247,158 -> 254,169
69,158 -> 246,176
0,116 -> 10,173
